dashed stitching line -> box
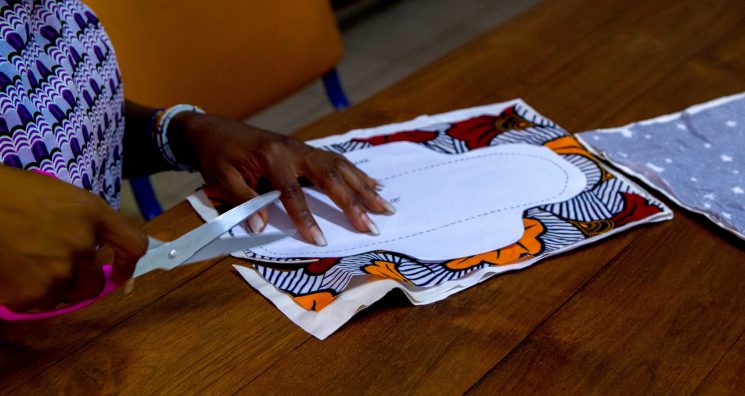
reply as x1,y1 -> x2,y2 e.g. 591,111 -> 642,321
256,152 -> 571,255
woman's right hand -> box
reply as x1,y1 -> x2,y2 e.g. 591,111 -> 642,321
0,166 -> 148,311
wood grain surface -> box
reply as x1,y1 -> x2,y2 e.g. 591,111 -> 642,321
3,0 -> 745,394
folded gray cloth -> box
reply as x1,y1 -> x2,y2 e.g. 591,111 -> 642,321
576,93 -> 745,240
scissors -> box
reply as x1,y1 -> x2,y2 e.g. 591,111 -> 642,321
0,191 -> 287,321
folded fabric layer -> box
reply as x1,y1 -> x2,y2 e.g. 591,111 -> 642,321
187,99 -> 673,339
576,92 -> 745,240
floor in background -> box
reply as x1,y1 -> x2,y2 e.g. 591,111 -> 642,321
120,0 -> 541,224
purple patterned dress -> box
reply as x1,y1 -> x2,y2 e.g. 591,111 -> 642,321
0,0 -> 124,207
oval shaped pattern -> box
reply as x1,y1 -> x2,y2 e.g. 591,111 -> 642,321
251,142 -> 587,260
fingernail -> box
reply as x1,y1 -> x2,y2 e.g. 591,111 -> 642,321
248,215 -> 265,233
124,278 -> 135,294
310,225 -> 328,247
361,212 -> 380,236
376,196 -> 396,214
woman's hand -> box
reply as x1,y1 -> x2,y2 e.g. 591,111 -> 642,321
171,112 -> 395,246
0,166 -> 148,309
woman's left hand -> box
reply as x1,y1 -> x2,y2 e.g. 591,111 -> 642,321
171,112 -> 395,246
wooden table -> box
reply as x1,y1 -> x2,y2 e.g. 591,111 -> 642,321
3,0 -> 745,394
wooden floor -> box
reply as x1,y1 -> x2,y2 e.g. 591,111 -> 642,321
3,0 -> 745,394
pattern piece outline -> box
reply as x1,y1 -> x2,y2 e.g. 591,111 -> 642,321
253,148 -> 578,256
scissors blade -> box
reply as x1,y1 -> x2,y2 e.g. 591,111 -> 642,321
134,191 -> 281,277
182,233 -> 288,265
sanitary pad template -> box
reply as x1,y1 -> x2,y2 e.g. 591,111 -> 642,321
233,142 -> 586,261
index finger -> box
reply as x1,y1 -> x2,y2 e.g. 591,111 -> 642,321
265,158 -> 327,246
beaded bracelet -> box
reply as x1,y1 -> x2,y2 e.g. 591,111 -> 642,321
152,104 -> 205,171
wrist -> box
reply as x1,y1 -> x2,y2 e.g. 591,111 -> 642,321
166,111 -> 201,171
156,105 -> 205,171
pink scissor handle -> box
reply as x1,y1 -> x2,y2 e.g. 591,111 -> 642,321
0,264 -> 118,321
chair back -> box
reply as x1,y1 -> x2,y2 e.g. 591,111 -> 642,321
85,0 -> 343,119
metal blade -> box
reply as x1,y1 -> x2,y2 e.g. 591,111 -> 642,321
182,233 -> 288,265
132,237 -> 167,278
134,191 -> 281,276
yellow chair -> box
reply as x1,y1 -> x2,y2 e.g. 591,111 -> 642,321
86,0 -> 349,218
86,0 -> 345,118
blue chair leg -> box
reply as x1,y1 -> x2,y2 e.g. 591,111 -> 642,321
322,69 -> 350,110
130,176 -> 163,220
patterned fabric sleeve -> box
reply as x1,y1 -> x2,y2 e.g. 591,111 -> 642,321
0,0 -> 125,207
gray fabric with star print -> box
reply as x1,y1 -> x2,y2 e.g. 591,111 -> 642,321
576,93 -> 745,240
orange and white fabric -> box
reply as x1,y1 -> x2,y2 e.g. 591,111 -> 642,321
188,99 -> 673,339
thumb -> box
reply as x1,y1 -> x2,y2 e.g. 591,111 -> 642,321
95,204 -> 148,285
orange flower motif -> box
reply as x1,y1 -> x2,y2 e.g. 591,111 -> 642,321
544,136 -> 614,182
362,260 -> 412,283
293,291 -> 336,311
543,135 -> 592,156
444,218 -> 545,270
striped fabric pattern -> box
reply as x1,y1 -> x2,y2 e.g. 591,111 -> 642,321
241,103 -> 668,312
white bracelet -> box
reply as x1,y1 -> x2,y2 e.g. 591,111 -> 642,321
155,104 -> 205,171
